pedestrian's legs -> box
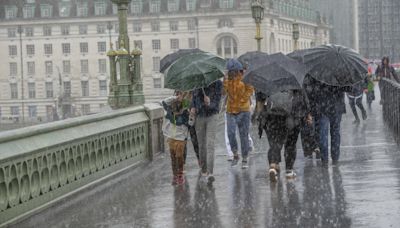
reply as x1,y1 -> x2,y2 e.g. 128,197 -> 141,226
189,126 -> 200,161
168,139 -> 178,176
265,115 -> 286,165
237,112 -> 251,158
330,113 -> 342,162
355,95 -> 367,120
195,117 -> 208,174
284,123 -> 301,170
205,115 -> 218,175
348,97 -> 359,121
226,113 -> 239,155
300,121 -> 313,156
319,114 -> 330,162
224,113 -> 234,157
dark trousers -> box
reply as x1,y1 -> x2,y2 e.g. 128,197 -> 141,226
264,114 -> 301,170
348,95 -> 367,121
183,125 -> 199,163
300,119 -> 319,156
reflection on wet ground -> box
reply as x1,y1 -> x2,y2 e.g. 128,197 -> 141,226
13,96 -> 400,228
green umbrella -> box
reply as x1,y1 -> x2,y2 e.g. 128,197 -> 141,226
164,52 -> 226,91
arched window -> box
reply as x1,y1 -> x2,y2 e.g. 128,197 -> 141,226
217,36 -> 237,58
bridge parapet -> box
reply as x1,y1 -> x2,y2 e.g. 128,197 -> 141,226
0,104 -> 164,226
381,78 -> 400,144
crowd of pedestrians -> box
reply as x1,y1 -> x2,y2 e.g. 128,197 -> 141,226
161,53 -> 395,186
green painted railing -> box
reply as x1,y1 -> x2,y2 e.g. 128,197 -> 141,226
0,104 -> 164,226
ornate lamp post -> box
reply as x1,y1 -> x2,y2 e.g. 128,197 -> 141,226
108,0 -> 144,109
292,21 -> 300,50
251,0 -> 265,51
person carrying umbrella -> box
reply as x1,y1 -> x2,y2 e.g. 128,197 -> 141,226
224,59 -> 254,168
375,56 -> 400,104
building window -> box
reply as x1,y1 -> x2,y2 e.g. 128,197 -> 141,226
153,78 -> 162,88
153,57 -> 160,72
97,24 -> 106,34
134,40 -> 142,50
46,105 -> 53,120
170,39 -> 179,50
28,106 -> 37,118
81,60 -> 89,73
217,36 -> 237,58
62,43 -> 71,54
11,106 -> 19,116
25,27 -> 34,37
219,0 -> 233,8
46,82 -> 53,98
80,42 -> 89,53
151,21 -> 160,32
189,38 -> 196,48
10,83 -> 18,99
10,63 -> 17,76
95,0 -> 106,16
5,6 -> 18,20
79,25 -> 88,35
27,62 -> 35,75
152,40 -> 161,51
150,0 -> 161,13
28,82 -> 36,98
188,19 -> 196,31
23,5 -> 35,19
81,81 -> 89,97
133,21 -> 142,32
59,2 -> 71,17
26,44 -> 35,55
170,21 -> 179,31
9,45 -> 17,56
186,0 -> 196,11
43,26 -> 52,36
8,28 -> 17,38
77,2 -> 88,17
40,4 -> 53,18
99,80 -> 107,96
63,81 -> 71,97
218,18 -> 233,28
131,0 -> 143,14
63,60 -> 71,74
81,104 -> 91,115
168,0 -> 179,12
44,44 -> 53,55
61,25 -> 70,35
99,59 -> 107,73
98,42 -> 106,52
45,61 -> 53,74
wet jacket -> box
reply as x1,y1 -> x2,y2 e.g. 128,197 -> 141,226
191,80 -> 223,117
162,96 -> 189,141
223,75 -> 254,114
375,65 -> 400,83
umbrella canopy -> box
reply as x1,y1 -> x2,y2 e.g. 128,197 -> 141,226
288,44 -> 368,86
160,48 -> 204,73
164,52 -> 226,91
243,61 -> 306,96
238,51 -> 269,69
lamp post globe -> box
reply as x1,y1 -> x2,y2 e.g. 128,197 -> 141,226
251,0 -> 265,51
292,22 -> 300,50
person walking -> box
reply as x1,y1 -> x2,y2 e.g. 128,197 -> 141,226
366,73 -> 375,109
255,90 -> 311,181
347,80 -> 368,124
190,80 -> 223,185
223,59 -> 254,169
162,91 -> 191,185
376,56 -> 400,104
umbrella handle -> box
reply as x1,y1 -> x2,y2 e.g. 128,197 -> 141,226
202,88 -> 206,96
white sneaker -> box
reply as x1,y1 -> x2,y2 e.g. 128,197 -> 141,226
285,170 -> 296,179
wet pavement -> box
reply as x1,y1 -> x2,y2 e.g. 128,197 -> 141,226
12,93 -> 400,228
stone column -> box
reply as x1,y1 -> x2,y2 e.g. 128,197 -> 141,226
131,49 -> 145,105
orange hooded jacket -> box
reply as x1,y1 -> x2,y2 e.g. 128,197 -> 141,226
223,75 -> 254,114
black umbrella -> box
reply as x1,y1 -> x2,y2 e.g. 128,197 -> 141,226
160,48 -> 204,73
243,60 -> 307,96
288,44 -> 368,86
238,51 -> 269,69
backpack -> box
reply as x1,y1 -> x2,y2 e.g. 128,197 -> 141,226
265,90 -> 294,116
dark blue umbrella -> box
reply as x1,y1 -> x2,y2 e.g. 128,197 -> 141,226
238,51 -> 269,69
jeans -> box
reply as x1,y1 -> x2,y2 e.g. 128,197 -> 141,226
319,113 -> 342,162
195,115 -> 218,174
224,113 -> 253,156
348,95 -> 367,121
226,112 -> 251,158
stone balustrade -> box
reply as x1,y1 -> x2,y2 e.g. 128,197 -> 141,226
0,104 -> 164,226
